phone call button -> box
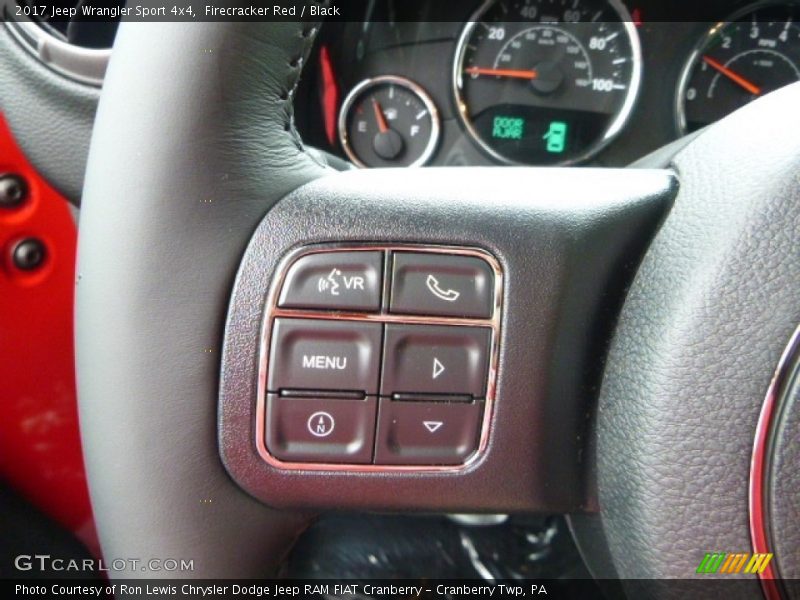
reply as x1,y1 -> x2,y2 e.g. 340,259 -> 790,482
380,324 -> 491,397
389,252 -> 494,318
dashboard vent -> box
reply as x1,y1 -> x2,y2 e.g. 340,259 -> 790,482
4,0 -> 124,86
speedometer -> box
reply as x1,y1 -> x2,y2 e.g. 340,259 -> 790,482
453,0 -> 641,165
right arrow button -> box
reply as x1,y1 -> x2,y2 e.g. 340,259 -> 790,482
381,324 -> 491,397
375,399 -> 483,466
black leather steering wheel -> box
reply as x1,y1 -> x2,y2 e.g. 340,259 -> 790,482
76,17 -> 800,588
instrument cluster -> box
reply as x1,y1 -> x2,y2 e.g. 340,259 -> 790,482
297,0 -> 800,168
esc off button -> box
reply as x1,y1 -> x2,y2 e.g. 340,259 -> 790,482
278,251 -> 382,312
267,318 -> 382,395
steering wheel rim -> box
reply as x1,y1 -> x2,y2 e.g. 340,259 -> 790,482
596,82 -> 800,586
77,16 -> 800,582
77,20 -> 327,577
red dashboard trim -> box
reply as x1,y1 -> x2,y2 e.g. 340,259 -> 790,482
0,114 -> 97,555
319,44 -> 340,147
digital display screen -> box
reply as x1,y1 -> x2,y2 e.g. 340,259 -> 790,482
492,116 -> 525,140
473,104 -> 608,165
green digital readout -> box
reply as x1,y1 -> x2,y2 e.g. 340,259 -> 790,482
492,116 -> 525,140
543,121 -> 568,153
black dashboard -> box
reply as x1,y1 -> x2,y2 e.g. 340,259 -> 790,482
296,0 -> 800,168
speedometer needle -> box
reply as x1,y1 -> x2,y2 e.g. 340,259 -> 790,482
464,66 -> 539,80
372,99 -> 390,133
702,55 -> 762,96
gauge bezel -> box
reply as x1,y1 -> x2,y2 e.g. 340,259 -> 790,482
452,0 -> 643,166
674,0 -> 800,135
338,75 -> 441,169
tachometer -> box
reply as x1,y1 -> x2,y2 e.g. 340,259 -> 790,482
676,2 -> 800,134
453,0 -> 641,165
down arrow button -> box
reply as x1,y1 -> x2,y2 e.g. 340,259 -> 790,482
375,399 -> 483,466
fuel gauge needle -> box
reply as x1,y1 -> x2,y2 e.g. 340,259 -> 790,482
372,99 -> 390,132
702,55 -> 762,96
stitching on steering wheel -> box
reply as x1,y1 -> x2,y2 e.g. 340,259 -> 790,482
282,1 -> 330,162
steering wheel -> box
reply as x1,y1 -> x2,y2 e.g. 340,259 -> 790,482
76,16 -> 800,589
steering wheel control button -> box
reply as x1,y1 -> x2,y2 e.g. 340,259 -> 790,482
266,395 -> 377,463
268,318 -> 382,395
389,252 -> 494,318
257,245 -> 501,470
278,251 -> 383,312
374,399 -> 482,465
381,324 -> 491,397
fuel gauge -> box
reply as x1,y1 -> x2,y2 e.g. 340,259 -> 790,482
338,76 -> 440,168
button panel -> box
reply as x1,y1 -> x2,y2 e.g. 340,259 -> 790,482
259,246 -> 501,470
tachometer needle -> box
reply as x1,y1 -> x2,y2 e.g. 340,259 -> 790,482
702,55 -> 762,96
464,66 -> 539,80
372,99 -> 390,132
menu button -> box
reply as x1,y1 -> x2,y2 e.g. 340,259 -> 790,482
268,318 -> 382,394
